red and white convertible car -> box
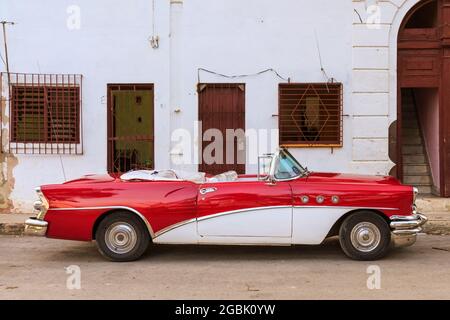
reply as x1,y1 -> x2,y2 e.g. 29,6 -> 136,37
25,149 -> 427,261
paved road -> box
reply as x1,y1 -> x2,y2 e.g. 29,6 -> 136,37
0,234 -> 449,299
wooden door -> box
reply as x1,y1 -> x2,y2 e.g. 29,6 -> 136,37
198,84 -> 245,175
441,1 -> 450,197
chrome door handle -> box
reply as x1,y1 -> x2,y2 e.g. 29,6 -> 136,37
200,187 -> 217,195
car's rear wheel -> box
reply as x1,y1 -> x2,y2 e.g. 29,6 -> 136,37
95,212 -> 150,262
339,211 -> 391,261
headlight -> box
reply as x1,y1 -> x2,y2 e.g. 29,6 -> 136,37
413,187 -> 419,205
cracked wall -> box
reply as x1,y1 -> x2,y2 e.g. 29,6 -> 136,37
0,76 -> 18,213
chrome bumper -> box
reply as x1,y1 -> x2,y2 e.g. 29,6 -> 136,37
24,217 -> 48,236
390,213 -> 428,248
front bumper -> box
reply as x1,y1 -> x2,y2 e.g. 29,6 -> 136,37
24,217 -> 48,236
390,213 -> 428,248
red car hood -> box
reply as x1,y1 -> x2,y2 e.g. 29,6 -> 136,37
306,172 -> 401,185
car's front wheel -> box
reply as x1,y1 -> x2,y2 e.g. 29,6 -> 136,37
95,212 -> 150,262
339,211 -> 391,261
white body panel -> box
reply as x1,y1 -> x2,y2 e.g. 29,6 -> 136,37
292,207 -> 349,245
153,206 -> 350,246
153,222 -> 197,244
197,207 -> 292,238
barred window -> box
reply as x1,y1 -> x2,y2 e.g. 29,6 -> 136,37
4,73 -> 83,154
279,83 -> 343,147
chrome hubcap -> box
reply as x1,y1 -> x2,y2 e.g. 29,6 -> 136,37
105,222 -> 138,254
350,222 -> 381,252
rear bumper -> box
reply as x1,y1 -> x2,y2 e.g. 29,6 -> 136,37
24,217 -> 48,236
390,213 -> 428,248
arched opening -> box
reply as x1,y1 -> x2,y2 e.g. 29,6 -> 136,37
404,0 -> 438,28
396,0 -> 450,197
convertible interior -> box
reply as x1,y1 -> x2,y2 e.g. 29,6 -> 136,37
120,169 -> 242,183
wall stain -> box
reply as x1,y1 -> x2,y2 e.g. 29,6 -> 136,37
0,79 -> 18,213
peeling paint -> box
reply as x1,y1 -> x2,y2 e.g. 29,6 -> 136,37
0,75 -> 18,213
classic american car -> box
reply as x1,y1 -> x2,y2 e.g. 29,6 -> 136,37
25,148 -> 427,262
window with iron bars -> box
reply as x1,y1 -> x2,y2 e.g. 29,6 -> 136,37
278,83 -> 343,147
2,73 -> 83,154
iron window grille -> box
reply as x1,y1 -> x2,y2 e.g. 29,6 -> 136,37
1,73 -> 83,154
279,83 -> 343,147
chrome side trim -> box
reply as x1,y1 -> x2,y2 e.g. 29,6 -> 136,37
49,206 -> 155,238
293,206 -> 399,211
154,218 -> 196,238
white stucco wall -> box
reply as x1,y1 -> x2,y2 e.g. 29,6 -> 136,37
0,0 -> 421,212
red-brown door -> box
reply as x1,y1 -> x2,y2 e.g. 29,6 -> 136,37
442,47 -> 450,197
198,83 -> 245,175
441,1 -> 450,197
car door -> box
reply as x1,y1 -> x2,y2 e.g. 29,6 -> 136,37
196,180 -> 293,244
289,178 -> 348,245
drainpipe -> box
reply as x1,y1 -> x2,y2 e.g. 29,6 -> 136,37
169,0 -> 185,169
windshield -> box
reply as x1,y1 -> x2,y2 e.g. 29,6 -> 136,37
273,149 -> 307,180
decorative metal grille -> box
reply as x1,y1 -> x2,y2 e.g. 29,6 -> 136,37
2,73 -> 83,154
279,83 -> 343,147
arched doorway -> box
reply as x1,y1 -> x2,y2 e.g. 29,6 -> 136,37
397,0 -> 450,197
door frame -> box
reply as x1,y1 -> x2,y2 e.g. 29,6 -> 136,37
197,83 -> 246,175
106,83 -> 154,173
397,0 -> 450,196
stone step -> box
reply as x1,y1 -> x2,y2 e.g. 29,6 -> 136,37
403,154 -> 427,164
416,185 -> 432,194
403,174 -> 432,185
402,136 -> 422,145
403,164 -> 430,175
402,145 -> 424,155
402,128 -> 421,137
402,121 -> 419,129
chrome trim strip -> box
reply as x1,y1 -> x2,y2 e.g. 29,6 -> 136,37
392,227 -> 422,235
154,218 -> 197,238
293,206 -> 399,211
49,206 -> 155,238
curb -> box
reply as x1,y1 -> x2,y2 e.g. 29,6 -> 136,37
0,223 -> 25,236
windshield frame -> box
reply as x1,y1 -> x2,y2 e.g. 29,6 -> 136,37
268,149 -> 308,182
